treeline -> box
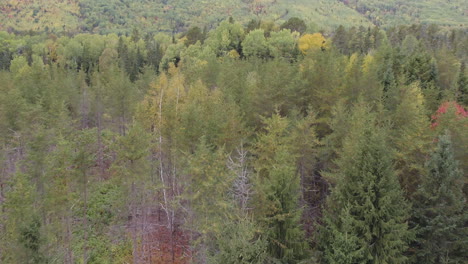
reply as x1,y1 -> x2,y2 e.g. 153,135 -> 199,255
0,19 -> 467,263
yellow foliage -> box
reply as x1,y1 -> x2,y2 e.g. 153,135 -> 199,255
298,33 -> 329,54
178,36 -> 188,44
228,49 -> 240,59
362,54 -> 374,74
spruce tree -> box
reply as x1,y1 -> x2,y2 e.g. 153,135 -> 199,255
411,133 -> 467,263
209,216 -> 267,264
318,105 -> 412,264
253,113 -> 309,264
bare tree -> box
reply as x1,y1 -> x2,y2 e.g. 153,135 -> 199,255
228,144 -> 252,213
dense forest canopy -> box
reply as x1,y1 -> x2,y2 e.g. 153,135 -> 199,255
0,1 -> 467,264
0,0 -> 467,34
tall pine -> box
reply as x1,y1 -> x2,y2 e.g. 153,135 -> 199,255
253,113 -> 309,264
411,132 -> 467,263
318,105 -> 412,264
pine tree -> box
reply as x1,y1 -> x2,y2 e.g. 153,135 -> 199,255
456,62 -> 467,106
411,133 -> 467,263
187,137 -> 233,234
209,216 -> 268,264
391,82 -> 432,196
318,105 -> 412,264
113,123 -> 150,264
0,172 -> 44,264
253,113 -> 309,264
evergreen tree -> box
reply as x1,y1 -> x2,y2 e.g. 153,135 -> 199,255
253,113 -> 309,264
0,172 -> 44,264
208,216 -> 267,264
318,105 -> 412,264
332,25 -> 348,54
391,83 -> 432,196
280,17 -> 307,35
411,133 -> 467,264
456,62 -> 467,106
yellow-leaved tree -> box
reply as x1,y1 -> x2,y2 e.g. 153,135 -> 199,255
298,33 -> 330,54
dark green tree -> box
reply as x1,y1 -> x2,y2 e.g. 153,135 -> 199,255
411,133 -> 467,264
209,216 -> 268,264
332,25 -> 348,54
456,62 -> 467,106
281,17 -> 307,35
253,113 -> 309,264
184,26 -> 205,46
318,105 -> 412,264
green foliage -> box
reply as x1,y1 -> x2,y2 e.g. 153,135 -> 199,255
0,172 -> 42,264
209,217 -> 268,264
268,29 -> 298,60
343,0 -> 468,27
242,29 -> 270,58
187,137 -> 233,234
391,82 -> 432,195
205,19 -> 245,57
318,105 -> 412,264
253,113 -> 309,263
411,133 -> 467,263
457,62 -> 468,105
184,26 -> 206,46
281,17 -> 307,34
0,15 -> 466,264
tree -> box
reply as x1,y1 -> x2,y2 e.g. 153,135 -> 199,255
430,102 -> 468,188
184,26 -> 205,46
456,62 -> 467,105
280,17 -> 307,35
205,19 -> 245,57
187,137 -> 234,263
208,216 -> 267,264
242,29 -> 270,58
318,105 -> 412,264
268,29 -> 298,60
332,25 -> 348,54
298,33 -> 329,54
391,82 -> 432,196
299,49 -> 344,137
0,171 -> 44,264
113,123 -> 150,264
402,50 -> 439,111
253,113 -> 309,264
71,129 -> 98,264
411,133 -> 467,263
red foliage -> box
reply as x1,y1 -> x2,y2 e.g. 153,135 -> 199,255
141,224 -> 191,264
131,210 -> 192,264
431,101 -> 467,128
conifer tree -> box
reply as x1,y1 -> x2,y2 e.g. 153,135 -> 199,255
113,123 -> 150,264
318,105 -> 411,264
411,133 -> 467,263
253,113 -> 309,264
209,216 -> 267,264
456,62 -> 467,105
391,82 -> 432,196
0,172 -> 44,264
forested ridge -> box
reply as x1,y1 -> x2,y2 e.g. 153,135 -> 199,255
0,0 -> 467,35
0,12 -> 467,264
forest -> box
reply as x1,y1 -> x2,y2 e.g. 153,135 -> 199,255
0,5 -> 467,264
1,0 -> 467,35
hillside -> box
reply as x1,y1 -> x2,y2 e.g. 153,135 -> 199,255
1,0 -> 466,35
341,0 -> 468,27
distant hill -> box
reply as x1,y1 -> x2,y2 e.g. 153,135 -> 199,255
0,0 -> 466,35
340,0 -> 468,27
